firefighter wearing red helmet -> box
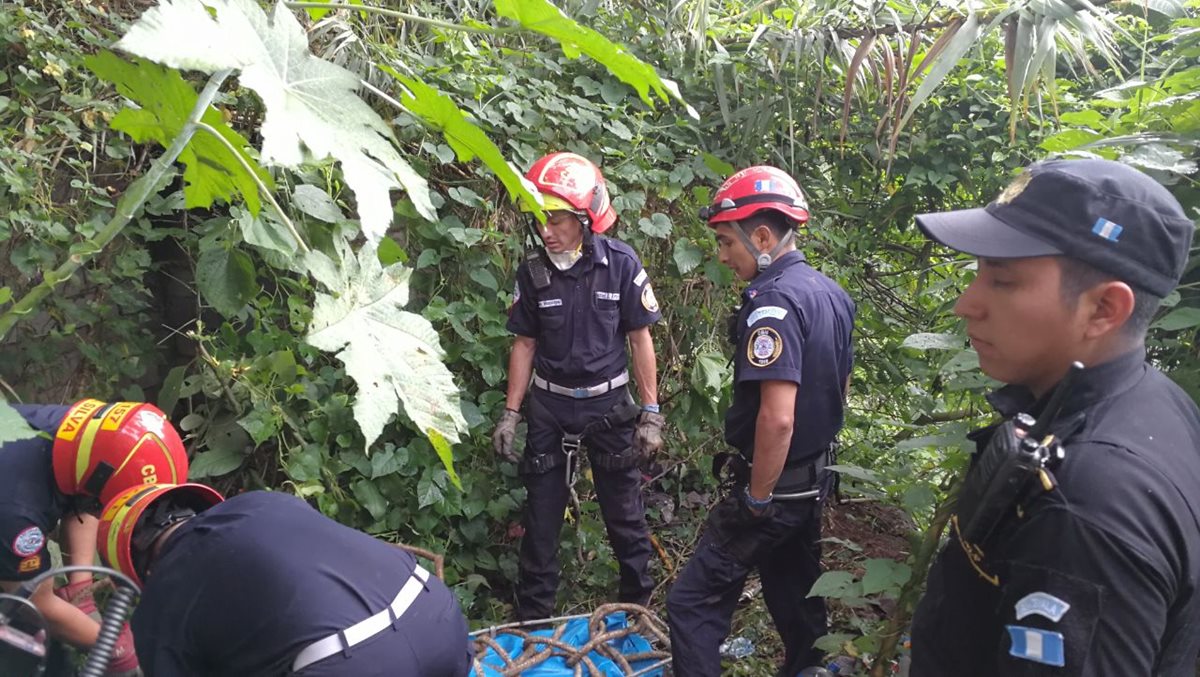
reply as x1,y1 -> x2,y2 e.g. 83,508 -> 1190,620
491,152 -> 664,620
97,484 -> 471,676
1,399 -> 188,676
667,166 -> 857,676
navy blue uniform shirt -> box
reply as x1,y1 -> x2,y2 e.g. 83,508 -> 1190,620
133,491 -> 470,677
912,348 -> 1200,676
725,251 -> 855,464
0,405 -> 69,580
507,237 -> 661,388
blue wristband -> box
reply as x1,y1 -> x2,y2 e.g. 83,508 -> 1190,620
742,485 -> 773,510
642,403 -> 660,413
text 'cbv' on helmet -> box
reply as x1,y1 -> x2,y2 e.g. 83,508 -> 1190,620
52,399 -> 190,505
98,483 -> 225,587
699,165 -> 811,271
524,152 -> 617,234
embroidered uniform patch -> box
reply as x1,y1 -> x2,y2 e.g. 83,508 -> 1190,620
996,171 -> 1033,205
12,526 -> 44,557
513,281 -> 521,305
1015,591 -> 1071,623
641,284 -> 660,312
18,555 -> 41,573
747,327 -> 783,367
596,291 -> 620,301
746,305 -> 788,327
1092,218 -> 1123,242
633,269 -> 648,286
1006,625 -> 1065,666
538,299 -> 563,309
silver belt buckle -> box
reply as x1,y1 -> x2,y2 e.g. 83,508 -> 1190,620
573,387 -> 590,398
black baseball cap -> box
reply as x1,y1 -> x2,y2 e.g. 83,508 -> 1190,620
915,159 -> 1195,297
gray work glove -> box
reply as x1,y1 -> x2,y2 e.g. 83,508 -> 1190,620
633,410 -> 666,459
492,408 -> 523,463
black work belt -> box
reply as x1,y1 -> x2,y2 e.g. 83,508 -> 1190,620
713,445 -> 834,501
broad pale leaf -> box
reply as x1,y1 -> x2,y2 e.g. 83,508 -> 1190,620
85,50 -> 271,214
0,400 -> 39,446
901,332 -> 962,351
494,0 -> 697,118
381,68 -> 543,217
117,0 -> 436,242
305,244 -> 467,453
1152,307 -> 1200,331
896,12 -> 981,134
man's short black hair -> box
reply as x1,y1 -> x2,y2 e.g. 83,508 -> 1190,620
1057,257 -> 1161,338
738,209 -> 795,240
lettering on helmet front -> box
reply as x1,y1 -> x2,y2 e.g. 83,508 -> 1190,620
141,464 -> 158,484
100,402 -> 138,431
57,399 -> 104,442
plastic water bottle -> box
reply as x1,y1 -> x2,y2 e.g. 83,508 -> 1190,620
718,636 -> 754,658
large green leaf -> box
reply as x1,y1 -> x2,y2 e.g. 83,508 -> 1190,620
196,247 -> 258,317
305,242 -> 468,459
381,68 -> 543,218
117,0 -> 435,242
494,0 -> 697,118
84,50 -> 271,214
0,400 -> 39,446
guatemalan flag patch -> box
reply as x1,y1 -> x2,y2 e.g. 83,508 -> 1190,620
1006,625 -> 1065,667
1092,217 -> 1123,242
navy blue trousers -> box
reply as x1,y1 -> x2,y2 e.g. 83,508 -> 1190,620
667,498 -> 826,677
295,572 -> 472,677
516,386 -> 654,621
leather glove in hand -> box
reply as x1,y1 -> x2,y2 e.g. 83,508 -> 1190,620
705,494 -> 781,565
633,411 -> 666,459
492,409 -> 523,464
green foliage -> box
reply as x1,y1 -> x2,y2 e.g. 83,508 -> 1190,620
0,400 -> 38,445
83,51 -> 272,214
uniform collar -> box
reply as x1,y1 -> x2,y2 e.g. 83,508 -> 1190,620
743,249 -> 805,299
553,237 -> 607,278
986,347 -> 1148,419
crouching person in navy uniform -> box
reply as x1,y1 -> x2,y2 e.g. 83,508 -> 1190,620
96,485 -> 472,676
909,160 -> 1200,675
490,152 -> 665,620
667,167 -> 856,677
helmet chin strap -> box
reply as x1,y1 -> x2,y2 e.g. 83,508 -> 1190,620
731,224 -> 795,274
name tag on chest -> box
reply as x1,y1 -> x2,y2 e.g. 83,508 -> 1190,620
596,291 -> 620,301
538,299 -> 563,308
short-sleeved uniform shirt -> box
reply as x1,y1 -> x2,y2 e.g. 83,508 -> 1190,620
911,349 -> 1200,676
506,237 -> 661,388
133,491 -> 470,677
0,405 -> 69,580
725,251 -> 856,464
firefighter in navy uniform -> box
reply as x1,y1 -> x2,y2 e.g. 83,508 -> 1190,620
1,399 -> 190,676
667,166 -> 856,677
491,152 -> 664,621
910,159 -> 1200,676
96,484 -> 473,677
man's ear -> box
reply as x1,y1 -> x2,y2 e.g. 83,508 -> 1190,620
752,223 -> 777,250
1082,280 -> 1135,339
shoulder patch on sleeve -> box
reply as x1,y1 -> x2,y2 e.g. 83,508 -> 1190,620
746,305 -> 788,327
746,327 -> 783,367
1015,592 -> 1071,623
641,284 -> 659,313
1005,626 -> 1065,667
633,269 -> 648,287
12,526 -> 44,557
513,280 -> 521,305
18,555 -> 41,573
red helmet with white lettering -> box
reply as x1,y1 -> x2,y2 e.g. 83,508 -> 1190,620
699,166 -> 809,226
97,483 -> 224,587
52,399 -> 189,505
523,152 -> 617,234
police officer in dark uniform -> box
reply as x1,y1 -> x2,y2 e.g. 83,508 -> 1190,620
910,159 -> 1200,676
96,484 -> 473,676
667,166 -> 856,677
491,152 -> 665,621
1,399 -> 190,676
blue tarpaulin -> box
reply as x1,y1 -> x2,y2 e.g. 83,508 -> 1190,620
475,612 -> 665,676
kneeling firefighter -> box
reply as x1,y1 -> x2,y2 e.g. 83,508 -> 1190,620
490,152 -> 666,620
97,485 -> 472,676
2,399 -> 191,677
